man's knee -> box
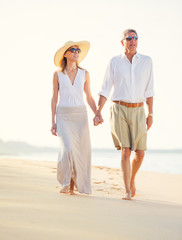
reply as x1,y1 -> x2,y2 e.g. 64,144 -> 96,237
122,148 -> 131,159
135,150 -> 145,160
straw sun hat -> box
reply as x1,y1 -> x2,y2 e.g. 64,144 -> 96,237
54,40 -> 90,67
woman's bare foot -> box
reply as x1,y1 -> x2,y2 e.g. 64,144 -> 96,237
130,181 -> 136,197
122,192 -> 131,200
60,186 -> 70,194
70,178 -> 75,195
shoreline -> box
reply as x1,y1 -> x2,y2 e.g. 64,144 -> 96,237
1,157 -> 182,203
1,154 -> 182,175
1,158 -> 182,240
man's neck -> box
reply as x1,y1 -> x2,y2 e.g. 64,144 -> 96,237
125,51 -> 137,63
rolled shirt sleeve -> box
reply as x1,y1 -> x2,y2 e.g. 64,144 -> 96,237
144,57 -> 154,98
98,59 -> 114,99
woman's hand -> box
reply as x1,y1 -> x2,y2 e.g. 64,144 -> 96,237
93,112 -> 103,126
51,123 -> 57,136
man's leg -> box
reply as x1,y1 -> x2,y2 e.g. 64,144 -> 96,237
130,150 -> 145,197
121,147 -> 131,199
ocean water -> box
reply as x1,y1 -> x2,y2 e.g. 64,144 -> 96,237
1,149 -> 182,175
92,149 -> 182,174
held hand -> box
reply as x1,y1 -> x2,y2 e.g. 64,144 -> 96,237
93,112 -> 104,126
51,123 -> 57,136
146,115 -> 153,130
93,116 -> 100,126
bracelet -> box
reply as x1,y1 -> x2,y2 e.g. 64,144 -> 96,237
148,113 -> 153,117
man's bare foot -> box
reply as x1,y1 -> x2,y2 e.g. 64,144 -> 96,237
60,186 -> 70,194
130,181 -> 136,197
122,192 -> 131,200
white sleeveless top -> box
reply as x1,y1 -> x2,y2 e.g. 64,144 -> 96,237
57,68 -> 86,107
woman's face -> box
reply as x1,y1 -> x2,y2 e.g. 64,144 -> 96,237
64,45 -> 80,63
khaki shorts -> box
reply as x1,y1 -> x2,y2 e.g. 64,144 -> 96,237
110,102 -> 147,151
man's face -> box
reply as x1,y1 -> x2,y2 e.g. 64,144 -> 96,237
121,32 -> 138,54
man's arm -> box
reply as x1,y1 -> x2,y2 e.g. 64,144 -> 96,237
93,95 -> 107,126
94,58 -> 114,126
146,96 -> 153,130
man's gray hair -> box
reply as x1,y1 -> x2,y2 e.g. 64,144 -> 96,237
122,29 -> 138,40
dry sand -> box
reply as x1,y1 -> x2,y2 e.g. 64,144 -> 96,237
0,158 -> 182,240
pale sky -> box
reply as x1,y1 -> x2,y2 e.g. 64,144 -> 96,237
0,0 -> 182,149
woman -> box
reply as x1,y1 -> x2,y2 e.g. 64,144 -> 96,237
51,40 -> 97,195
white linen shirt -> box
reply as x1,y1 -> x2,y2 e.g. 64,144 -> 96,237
99,53 -> 154,103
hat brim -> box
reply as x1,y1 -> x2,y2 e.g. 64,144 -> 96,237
54,41 -> 90,67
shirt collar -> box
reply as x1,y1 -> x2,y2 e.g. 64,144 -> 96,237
121,52 -> 141,60
135,53 -> 141,59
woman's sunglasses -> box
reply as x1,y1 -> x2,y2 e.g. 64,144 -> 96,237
125,36 -> 138,41
67,48 -> 81,53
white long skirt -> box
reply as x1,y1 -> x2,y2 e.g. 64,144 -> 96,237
56,106 -> 91,194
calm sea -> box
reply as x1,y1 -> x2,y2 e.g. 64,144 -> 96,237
1,149 -> 182,175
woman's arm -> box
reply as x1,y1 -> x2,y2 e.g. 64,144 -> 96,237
51,72 -> 59,136
84,71 -> 97,114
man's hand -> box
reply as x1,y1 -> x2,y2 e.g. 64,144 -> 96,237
146,115 -> 153,130
93,111 -> 104,126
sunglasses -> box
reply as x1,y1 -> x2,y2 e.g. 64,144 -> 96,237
67,48 -> 81,53
125,36 -> 138,41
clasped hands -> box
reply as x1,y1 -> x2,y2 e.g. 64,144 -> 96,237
93,111 -> 104,126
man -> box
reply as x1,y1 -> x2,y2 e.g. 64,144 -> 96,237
94,29 -> 154,200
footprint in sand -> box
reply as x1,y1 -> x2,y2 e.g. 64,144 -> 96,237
97,166 -> 104,170
94,180 -> 106,184
96,189 -> 110,194
110,184 -> 121,190
96,188 -> 104,191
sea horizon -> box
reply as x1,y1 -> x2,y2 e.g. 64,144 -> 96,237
1,147 -> 182,175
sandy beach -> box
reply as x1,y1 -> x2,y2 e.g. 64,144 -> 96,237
0,158 -> 182,240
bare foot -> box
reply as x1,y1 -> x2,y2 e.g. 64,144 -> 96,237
70,178 -> 75,195
60,186 -> 70,194
130,181 -> 136,197
122,192 -> 131,200
70,191 -> 76,195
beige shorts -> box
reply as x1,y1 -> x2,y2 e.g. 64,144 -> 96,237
110,102 -> 147,151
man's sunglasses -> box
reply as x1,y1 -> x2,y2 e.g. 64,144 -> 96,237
125,36 -> 138,41
67,48 -> 81,53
